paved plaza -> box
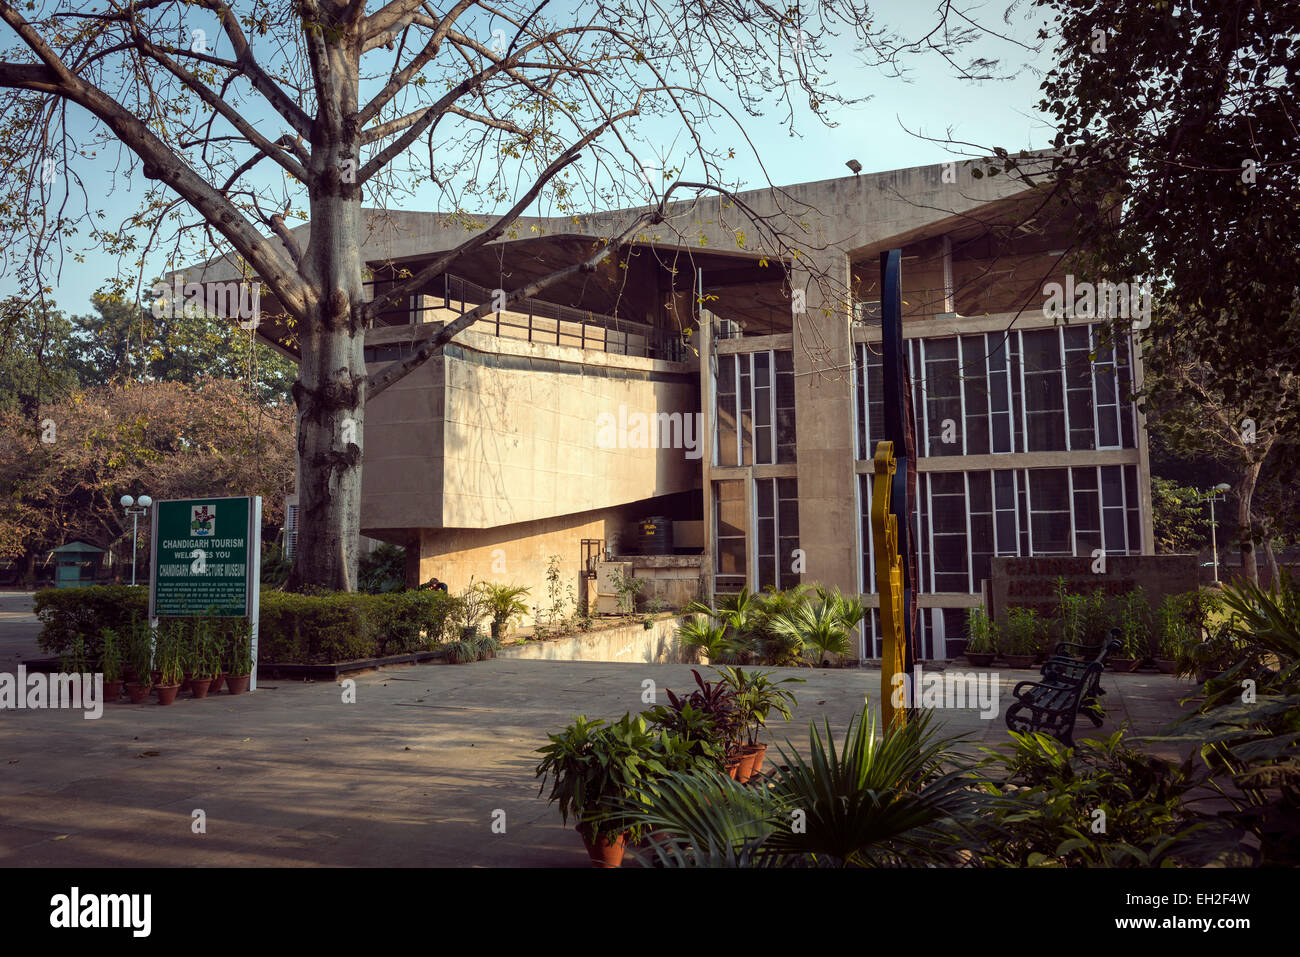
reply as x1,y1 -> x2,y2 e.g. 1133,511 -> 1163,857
0,593 -> 1198,867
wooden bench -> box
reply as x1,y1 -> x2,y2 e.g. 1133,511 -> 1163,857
1005,631 -> 1122,745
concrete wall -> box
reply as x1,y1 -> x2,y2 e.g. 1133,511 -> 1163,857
499,615 -> 685,664
411,499 -> 650,624
361,323 -> 699,534
988,554 -> 1201,626
601,554 -> 707,611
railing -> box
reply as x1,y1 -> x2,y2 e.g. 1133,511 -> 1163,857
856,286 -> 1047,323
366,273 -> 690,362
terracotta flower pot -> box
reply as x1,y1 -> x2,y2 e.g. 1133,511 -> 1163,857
208,673 -> 224,694
1108,658 -> 1138,672
224,674 -> 250,695
151,670 -> 163,696
1003,654 -> 1036,668
734,750 -> 757,784
1153,658 -> 1176,674
737,743 -> 768,782
125,682 -> 151,704
156,683 -> 181,706
577,826 -> 627,868
965,652 -> 995,667
189,677 -> 213,699
103,680 -> 124,702
725,755 -> 743,780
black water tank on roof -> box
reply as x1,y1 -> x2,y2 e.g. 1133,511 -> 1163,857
636,516 -> 673,554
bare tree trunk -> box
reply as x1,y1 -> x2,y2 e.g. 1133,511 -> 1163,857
286,33 -> 365,592
1237,461 -> 1261,587
1263,537 -> 1280,589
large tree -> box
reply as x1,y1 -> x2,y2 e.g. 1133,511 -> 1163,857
1024,0 -> 1300,474
0,0 -> 991,590
1142,329 -> 1300,585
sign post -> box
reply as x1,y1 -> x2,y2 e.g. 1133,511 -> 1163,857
148,495 -> 262,690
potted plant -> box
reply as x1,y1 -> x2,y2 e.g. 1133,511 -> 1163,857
124,620 -> 154,704
443,637 -> 478,664
1106,587 -> 1149,671
61,635 -> 90,681
714,665 -> 802,781
1190,624 -> 1242,683
1002,607 -> 1039,668
154,620 -> 184,706
481,583 -> 530,640
449,581 -> 490,641
474,633 -> 501,660
223,620 -> 254,694
675,669 -> 747,778
642,698 -> 725,771
1155,593 -> 1194,674
535,712 -> 675,867
188,615 -> 218,698
963,606 -> 998,666
98,627 -> 124,702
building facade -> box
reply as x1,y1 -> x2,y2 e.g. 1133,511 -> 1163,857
182,157 -> 1153,657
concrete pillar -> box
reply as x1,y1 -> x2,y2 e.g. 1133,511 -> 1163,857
791,257 -> 859,598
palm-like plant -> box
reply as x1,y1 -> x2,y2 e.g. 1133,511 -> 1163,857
769,599 -> 850,666
481,583 -> 531,639
615,767 -> 785,867
1203,576 -> 1300,705
617,707 -> 978,867
765,709 -> 978,866
677,613 -> 732,664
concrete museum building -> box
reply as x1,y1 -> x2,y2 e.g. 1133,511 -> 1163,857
190,158 -> 1154,660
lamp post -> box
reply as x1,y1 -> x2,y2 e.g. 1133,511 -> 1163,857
1205,483 -> 1231,583
119,494 -> 153,586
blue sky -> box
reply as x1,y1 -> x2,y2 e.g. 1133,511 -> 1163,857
7,1 -> 1058,316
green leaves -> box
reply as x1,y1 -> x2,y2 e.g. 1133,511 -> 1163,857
535,712 -> 708,841
620,707 -> 980,867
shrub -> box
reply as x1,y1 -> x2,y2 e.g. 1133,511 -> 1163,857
35,585 -> 148,660
1112,586 -> 1152,659
976,731 -> 1236,867
254,588 -> 457,663
1003,607 -> 1041,656
965,606 -> 1001,654
358,543 -> 407,594
261,542 -> 293,587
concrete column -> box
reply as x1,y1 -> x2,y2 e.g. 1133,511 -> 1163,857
792,257 -> 859,597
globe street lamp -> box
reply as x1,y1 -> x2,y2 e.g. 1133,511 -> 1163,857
1204,483 -> 1232,583
120,494 -> 153,586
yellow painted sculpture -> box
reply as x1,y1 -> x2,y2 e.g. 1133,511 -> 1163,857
871,441 -> 907,730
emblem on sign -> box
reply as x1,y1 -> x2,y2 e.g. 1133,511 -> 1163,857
190,505 -> 215,537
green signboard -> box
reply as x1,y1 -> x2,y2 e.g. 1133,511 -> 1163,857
149,496 -> 260,617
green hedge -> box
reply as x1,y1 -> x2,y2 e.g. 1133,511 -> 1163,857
35,585 -> 149,658
36,585 -> 456,665
256,589 -> 456,663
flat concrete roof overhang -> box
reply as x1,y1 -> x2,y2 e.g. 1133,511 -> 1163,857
167,155 -> 1061,359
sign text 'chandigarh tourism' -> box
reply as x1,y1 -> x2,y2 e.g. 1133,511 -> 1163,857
149,496 -> 260,618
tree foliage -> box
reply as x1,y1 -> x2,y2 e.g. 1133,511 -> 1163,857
1027,0 -> 1300,478
0,377 -> 294,571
